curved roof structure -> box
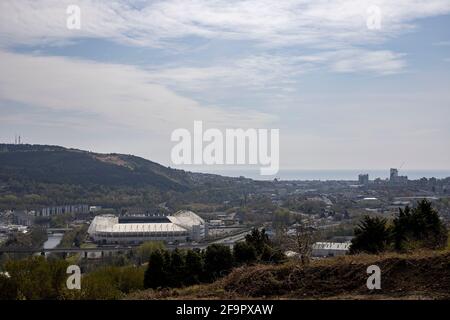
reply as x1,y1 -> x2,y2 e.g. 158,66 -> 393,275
88,211 -> 205,242
168,210 -> 205,230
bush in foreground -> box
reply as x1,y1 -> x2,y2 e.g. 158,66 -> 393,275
350,200 -> 448,254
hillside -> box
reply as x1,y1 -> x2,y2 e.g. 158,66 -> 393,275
127,250 -> 450,300
0,144 -> 193,191
0,144 -> 258,209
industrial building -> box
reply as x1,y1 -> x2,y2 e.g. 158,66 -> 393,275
88,210 -> 207,244
312,242 -> 351,257
37,204 -> 90,217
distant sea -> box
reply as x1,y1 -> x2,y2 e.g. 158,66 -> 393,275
196,169 -> 450,181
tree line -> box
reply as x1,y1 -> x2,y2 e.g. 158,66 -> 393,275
350,199 -> 448,254
0,256 -> 146,300
0,229 -> 285,299
144,229 -> 285,289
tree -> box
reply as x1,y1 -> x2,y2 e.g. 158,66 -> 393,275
272,208 -> 293,229
80,270 -> 123,300
233,241 -> 257,265
80,266 -> 144,299
204,244 -> 233,281
292,223 -> 317,265
0,273 -> 17,300
272,209 -> 292,247
392,200 -> 448,250
245,228 -> 270,255
392,205 -> 412,251
135,241 -> 165,265
349,216 -> 390,254
260,244 -> 286,264
144,250 -> 168,289
184,249 -> 203,285
169,249 -> 185,287
3,256 -> 69,299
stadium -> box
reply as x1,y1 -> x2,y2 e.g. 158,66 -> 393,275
88,211 -> 207,244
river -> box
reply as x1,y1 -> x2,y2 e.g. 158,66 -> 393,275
43,233 -> 64,250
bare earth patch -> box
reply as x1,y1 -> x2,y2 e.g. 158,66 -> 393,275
93,154 -> 133,169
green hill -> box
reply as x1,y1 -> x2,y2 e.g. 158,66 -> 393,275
0,144 -> 191,191
0,144 -> 256,209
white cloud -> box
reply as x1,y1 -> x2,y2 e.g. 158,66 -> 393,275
145,49 -> 406,95
1,0 -> 449,49
1,1 -> 449,170
1,0 -> 439,84
325,50 -> 407,75
146,55 -> 310,92
0,50 -> 275,133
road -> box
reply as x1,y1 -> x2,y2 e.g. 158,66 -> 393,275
210,229 -> 251,245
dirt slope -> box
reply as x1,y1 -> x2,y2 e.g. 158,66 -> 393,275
128,250 -> 450,300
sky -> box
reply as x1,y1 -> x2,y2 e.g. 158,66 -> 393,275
0,0 -> 450,175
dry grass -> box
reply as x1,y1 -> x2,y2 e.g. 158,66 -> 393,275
127,250 -> 450,300
93,154 -> 133,169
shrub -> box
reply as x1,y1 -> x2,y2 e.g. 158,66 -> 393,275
144,249 -> 168,289
204,244 -> 233,281
392,200 -> 448,251
233,241 -> 257,265
350,216 -> 390,254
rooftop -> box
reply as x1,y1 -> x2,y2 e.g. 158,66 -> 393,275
88,210 -> 204,235
312,242 -> 351,251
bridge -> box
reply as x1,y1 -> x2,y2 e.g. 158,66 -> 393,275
0,243 -> 217,258
0,246 -> 134,254
0,246 -> 135,259
47,228 -> 73,233
0,229 -> 251,258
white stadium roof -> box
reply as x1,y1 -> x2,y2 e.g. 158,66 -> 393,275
109,223 -> 186,233
88,211 -> 204,235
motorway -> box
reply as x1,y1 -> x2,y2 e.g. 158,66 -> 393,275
210,229 -> 250,245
